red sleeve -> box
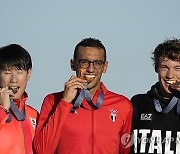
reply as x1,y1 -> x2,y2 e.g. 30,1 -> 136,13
33,93 -> 73,154
119,100 -> 133,154
0,107 -> 9,126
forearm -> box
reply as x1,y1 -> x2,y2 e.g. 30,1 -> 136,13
33,99 -> 72,154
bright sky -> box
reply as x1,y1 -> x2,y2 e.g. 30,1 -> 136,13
1,0 -> 180,111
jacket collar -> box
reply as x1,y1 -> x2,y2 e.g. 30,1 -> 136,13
148,82 -> 171,104
13,92 -> 28,110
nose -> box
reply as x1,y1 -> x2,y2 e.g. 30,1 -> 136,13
11,72 -> 17,83
166,69 -> 174,79
86,62 -> 95,72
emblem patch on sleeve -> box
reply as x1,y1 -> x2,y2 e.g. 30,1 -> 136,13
29,117 -> 37,129
109,109 -> 118,122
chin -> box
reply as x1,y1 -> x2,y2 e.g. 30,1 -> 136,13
12,97 -> 19,100
88,82 -> 99,90
12,94 -> 22,100
162,87 -> 172,96
87,82 -> 94,89
165,90 -> 172,95
161,82 -> 169,93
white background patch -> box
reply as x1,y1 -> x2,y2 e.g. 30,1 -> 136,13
29,117 -> 37,129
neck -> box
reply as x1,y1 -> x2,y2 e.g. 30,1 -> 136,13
88,83 -> 101,98
13,92 -> 26,104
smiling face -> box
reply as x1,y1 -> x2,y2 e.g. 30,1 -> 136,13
71,46 -> 108,92
0,68 -> 31,100
156,57 -> 180,96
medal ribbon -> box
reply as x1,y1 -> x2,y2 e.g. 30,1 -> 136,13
74,83 -> 104,110
6,99 -> 26,122
153,96 -> 180,115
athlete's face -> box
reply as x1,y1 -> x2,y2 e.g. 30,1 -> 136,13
156,57 -> 180,96
72,46 -> 108,91
0,68 -> 31,100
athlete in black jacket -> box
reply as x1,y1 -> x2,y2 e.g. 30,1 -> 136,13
131,38 -> 180,154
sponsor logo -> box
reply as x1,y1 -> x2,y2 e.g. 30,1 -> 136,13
140,113 -> 152,121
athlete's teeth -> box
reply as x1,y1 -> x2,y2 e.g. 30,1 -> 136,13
85,75 -> 95,78
83,75 -> 95,82
9,87 -> 18,94
167,81 -> 176,84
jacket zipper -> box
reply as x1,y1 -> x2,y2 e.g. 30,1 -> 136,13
21,121 -> 27,154
91,110 -> 94,154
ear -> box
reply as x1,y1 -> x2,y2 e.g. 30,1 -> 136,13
103,61 -> 108,73
27,69 -> 32,81
70,59 -> 76,71
155,64 -> 158,73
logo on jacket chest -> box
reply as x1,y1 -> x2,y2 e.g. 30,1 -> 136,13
140,113 -> 153,121
109,109 -> 118,122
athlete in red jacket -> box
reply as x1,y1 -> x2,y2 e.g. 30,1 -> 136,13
33,38 -> 132,154
0,44 -> 39,154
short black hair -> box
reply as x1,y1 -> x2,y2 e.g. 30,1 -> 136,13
152,38 -> 180,67
73,37 -> 107,61
0,44 -> 32,71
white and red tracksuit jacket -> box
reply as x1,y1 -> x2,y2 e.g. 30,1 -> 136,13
34,83 -> 132,154
0,92 -> 39,154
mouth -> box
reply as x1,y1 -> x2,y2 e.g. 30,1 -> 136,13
84,75 -> 96,82
165,80 -> 176,85
9,87 -> 20,94
79,69 -> 95,82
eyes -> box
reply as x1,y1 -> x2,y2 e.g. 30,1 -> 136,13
3,69 -> 24,75
78,59 -> 105,69
160,65 -> 180,71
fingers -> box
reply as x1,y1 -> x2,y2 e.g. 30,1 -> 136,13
0,87 -> 12,109
0,87 -> 15,96
65,75 -> 87,90
170,82 -> 180,92
0,87 -> 15,103
0,87 -> 10,94
63,75 -> 87,103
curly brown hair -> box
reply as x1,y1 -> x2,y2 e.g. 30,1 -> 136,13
152,38 -> 180,69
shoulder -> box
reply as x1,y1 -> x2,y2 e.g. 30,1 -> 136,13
102,83 -> 130,102
131,94 -> 148,102
43,91 -> 64,102
26,104 -> 38,113
25,104 -> 39,118
107,89 -> 130,101
40,91 -> 64,109
131,93 -> 153,109
106,90 -> 132,108
131,93 -> 152,102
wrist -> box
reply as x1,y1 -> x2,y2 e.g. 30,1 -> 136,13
2,108 -> 10,115
62,98 -> 71,103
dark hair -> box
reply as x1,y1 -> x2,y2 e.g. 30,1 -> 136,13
73,37 -> 107,61
152,38 -> 180,67
0,44 -> 32,71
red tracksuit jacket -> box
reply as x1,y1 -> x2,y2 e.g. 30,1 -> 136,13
34,83 -> 132,154
0,92 -> 39,154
